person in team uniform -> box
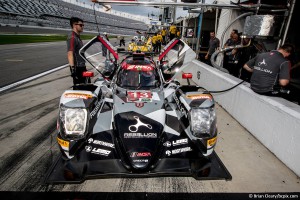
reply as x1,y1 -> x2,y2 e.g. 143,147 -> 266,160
243,44 -> 294,96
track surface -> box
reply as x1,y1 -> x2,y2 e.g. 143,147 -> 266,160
0,42 -> 299,197
0,39 -> 120,88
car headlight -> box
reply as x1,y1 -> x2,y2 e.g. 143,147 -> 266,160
60,107 -> 88,138
190,108 -> 216,137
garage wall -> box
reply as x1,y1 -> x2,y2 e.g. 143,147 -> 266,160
180,60 -> 300,177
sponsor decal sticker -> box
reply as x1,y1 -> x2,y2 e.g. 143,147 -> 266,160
127,91 -> 152,102
57,137 -> 69,148
165,147 -> 192,156
90,100 -> 102,119
172,138 -> 188,146
130,152 -> 152,157
64,93 -> 93,100
88,147 -> 111,156
165,150 -> 171,156
124,132 -> 157,138
186,94 -> 211,100
126,65 -> 154,71
133,159 -> 149,163
135,102 -> 144,108
85,145 -> 92,152
207,137 -> 217,148
163,141 -> 171,147
87,138 -> 115,148
173,93 -> 188,117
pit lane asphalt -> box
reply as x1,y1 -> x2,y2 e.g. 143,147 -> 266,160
0,39 -> 121,88
0,45 -> 299,195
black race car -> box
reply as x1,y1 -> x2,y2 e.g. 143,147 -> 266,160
45,36 -> 231,183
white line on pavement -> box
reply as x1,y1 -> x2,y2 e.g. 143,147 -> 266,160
0,64 -> 69,93
26,43 -> 59,47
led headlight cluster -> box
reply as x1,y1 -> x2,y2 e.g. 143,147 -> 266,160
190,108 -> 216,137
60,107 -> 88,138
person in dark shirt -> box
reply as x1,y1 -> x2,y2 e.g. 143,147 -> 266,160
243,44 -> 294,96
205,31 -> 220,66
224,33 -> 241,76
224,29 -> 239,48
67,17 -> 86,86
119,36 -> 125,47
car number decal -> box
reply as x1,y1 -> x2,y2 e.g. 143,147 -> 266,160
127,91 -> 152,102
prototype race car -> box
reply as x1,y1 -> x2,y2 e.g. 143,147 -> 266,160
45,36 -> 231,183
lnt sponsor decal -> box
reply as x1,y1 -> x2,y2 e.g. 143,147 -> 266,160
163,138 -> 188,147
172,138 -> 188,146
85,146 -> 111,156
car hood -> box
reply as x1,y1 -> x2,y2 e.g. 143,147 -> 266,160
113,89 -> 165,169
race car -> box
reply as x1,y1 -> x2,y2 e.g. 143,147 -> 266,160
45,36 -> 231,183
128,35 -> 153,52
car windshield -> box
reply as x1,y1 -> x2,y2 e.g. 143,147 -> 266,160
117,68 -> 159,89
137,40 -> 144,46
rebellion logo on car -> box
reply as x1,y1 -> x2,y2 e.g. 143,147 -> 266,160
129,116 -> 152,132
88,138 -> 115,148
90,100 -> 102,119
130,152 -> 152,157
124,133 -> 157,138
173,93 -> 188,118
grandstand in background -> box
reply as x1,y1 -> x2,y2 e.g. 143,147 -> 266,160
0,0 -> 148,35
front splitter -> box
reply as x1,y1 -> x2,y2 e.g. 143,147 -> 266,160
44,152 -> 232,184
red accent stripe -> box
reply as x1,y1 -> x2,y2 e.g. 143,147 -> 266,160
98,36 -> 119,60
158,39 -> 179,61
70,32 -> 75,51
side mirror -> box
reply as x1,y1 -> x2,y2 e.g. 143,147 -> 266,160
182,73 -> 192,79
83,71 -> 94,77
